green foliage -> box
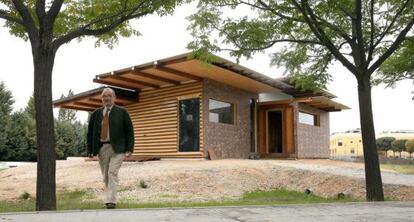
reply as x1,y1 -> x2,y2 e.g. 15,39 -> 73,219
0,188 -> 359,212
58,90 -> 76,123
391,139 -> 408,157
377,40 -> 414,87
1,0 -> 186,48
405,139 -> 414,156
0,81 -> 14,116
24,95 -> 35,119
187,0 -> 414,90
55,119 -> 87,159
0,87 -> 87,161
19,191 -> 31,200
55,90 -> 87,159
0,81 -> 14,156
376,137 -> 396,151
4,110 -> 37,161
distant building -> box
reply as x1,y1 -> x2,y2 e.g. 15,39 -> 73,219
330,129 -> 414,159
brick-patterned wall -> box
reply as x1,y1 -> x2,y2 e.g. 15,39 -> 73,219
296,103 -> 330,158
203,79 -> 257,158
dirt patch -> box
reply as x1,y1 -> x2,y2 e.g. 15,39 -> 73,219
0,159 -> 413,202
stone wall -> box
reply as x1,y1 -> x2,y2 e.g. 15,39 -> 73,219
203,79 -> 257,158
296,103 -> 330,158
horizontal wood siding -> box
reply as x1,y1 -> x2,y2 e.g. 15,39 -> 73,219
126,82 -> 204,158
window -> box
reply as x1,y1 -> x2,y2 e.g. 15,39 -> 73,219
178,98 -> 200,152
298,111 -> 319,126
209,99 -> 235,124
338,140 -> 343,146
350,148 -> 355,154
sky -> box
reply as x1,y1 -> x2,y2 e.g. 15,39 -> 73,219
0,3 -> 413,134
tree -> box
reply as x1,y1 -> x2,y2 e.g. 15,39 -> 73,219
188,0 -> 414,201
57,90 -> 76,123
5,111 -> 37,161
24,94 -> 36,119
391,139 -> 407,158
404,139 -> 414,158
0,81 -> 14,158
0,0 -> 184,210
376,137 -> 396,157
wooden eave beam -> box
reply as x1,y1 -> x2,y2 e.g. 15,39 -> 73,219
93,78 -> 142,91
89,97 -> 130,106
110,75 -> 161,89
73,101 -> 100,108
61,105 -> 94,112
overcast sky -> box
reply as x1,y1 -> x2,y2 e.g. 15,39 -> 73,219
0,3 -> 413,134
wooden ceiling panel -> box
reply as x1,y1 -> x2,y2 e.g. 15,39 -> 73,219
122,72 -> 174,86
140,68 -> 190,82
167,60 -> 280,93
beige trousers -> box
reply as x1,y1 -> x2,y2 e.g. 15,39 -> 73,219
98,144 -> 125,204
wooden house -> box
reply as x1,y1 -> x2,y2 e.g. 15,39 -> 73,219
53,53 -> 349,159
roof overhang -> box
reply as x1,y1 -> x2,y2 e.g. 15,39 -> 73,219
53,86 -> 138,111
93,53 -> 295,94
258,96 -> 350,112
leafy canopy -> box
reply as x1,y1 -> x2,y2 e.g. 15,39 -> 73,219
188,0 -> 414,90
0,0 -> 186,48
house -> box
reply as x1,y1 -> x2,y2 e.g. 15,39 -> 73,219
53,53 -> 349,160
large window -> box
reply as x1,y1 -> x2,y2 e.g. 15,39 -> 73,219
298,111 -> 319,126
209,99 -> 235,125
178,98 -> 200,152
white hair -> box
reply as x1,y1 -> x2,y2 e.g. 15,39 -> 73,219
101,87 -> 116,97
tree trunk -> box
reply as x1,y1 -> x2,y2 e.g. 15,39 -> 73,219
33,47 -> 57,211
357,76 -> 384,201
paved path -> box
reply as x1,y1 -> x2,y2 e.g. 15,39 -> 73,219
1,202 -> 413,222
271,161 -> 414,186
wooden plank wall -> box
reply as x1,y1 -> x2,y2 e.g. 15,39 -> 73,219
126,82 -> 204,158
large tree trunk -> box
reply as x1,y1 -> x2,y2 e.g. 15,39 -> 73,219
33,47 -> 57,211
357,76 -> 384,201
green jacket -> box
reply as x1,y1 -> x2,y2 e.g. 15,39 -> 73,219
87,105 -> 134,156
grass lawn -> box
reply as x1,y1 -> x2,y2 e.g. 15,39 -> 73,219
0,189 -> 361,213
381,164 -> 414,174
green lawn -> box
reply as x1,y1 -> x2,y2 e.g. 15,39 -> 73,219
381,164 -> 414,175
0,189 -> 360,213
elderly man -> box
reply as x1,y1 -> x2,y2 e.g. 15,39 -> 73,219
87,87 -> 134,209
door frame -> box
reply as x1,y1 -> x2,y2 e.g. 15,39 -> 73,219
258,103 -> 295,158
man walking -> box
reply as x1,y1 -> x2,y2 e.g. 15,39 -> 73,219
87,87 -> 134,209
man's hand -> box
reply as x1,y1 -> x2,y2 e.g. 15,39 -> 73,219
125,152 -> 132,158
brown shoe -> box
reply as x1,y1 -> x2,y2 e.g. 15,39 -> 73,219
105,203 -> 116,209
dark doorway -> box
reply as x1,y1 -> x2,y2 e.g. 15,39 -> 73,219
268,110 -> 283,153
178,98 -> 200,152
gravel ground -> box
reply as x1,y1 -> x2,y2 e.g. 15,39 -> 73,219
0,159 -> 413,202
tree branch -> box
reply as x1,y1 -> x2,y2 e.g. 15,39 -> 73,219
11,0 -> 38,42
354,0 -> 367,69
368,15 -> 414,74
46,0 -> 64,24
254,0 -> 304,23
367,0 -> 375,65
35,0 -> 46,21
372,0 -> 411,50
0,9 -> 24,25
296,0 -> 359,75
53,2 -> 152,49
